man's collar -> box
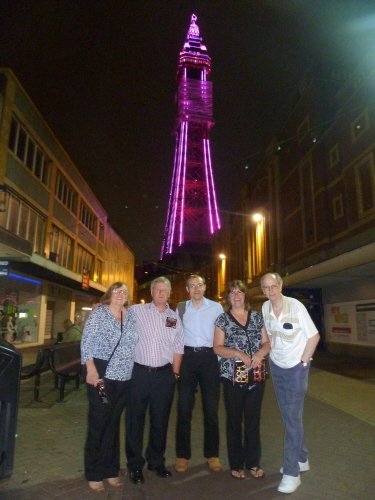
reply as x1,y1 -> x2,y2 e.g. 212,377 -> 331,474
187,296 -> 208,309
150,301 -> 169,312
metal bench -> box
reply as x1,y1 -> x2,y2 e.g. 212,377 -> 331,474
48,342 -> 81,402
20,347 -> 52,401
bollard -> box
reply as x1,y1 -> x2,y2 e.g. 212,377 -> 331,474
0,339 -> 22,480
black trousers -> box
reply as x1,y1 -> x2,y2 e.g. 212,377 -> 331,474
125,363 -> 175,471
222,377 -> 265,470
84,378 -> 129,481
175,349 -> 220,459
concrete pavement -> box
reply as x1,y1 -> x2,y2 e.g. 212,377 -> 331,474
0,356 -> 374,499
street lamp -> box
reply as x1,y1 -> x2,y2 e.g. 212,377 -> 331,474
252,212 -> 263,223
250,211 -> 266,275
217,253 -> 227,300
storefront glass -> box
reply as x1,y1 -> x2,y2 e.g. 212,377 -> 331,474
0,272 -> 41,344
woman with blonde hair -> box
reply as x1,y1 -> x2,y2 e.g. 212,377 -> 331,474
81,281 -> 138,492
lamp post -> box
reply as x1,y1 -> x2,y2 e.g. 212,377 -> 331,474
218,253 -> 226,301
250,211 -> 266,277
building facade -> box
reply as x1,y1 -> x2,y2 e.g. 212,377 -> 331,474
0,68 -> 134,348
214,64 -> 375,355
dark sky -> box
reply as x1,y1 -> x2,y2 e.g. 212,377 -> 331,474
1,0 -> 375,264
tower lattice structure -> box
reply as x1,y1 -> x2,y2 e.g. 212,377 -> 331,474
160,14 -> 220,260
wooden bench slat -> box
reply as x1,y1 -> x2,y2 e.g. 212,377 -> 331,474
48,342 -> 81,402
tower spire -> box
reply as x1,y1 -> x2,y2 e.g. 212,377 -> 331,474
160,14 -> 220,261
187,13 -> 199,40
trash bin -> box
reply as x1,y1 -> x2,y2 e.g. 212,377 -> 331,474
0,338 -> 22,480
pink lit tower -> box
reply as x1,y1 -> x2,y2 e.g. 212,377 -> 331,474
160,14 -> 220,264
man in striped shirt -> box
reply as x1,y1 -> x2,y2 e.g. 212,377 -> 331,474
126,277 -> 184,484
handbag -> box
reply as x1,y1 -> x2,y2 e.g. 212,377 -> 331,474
232,323 -> 266,386
233,360 -> 249,385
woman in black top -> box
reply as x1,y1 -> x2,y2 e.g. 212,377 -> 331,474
214,280 -> 270,480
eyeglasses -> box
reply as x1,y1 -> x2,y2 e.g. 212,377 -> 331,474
229,290 -> 244,296
112,289 -> 127,295
262,285 -> 279,292
188,283 -> 205,290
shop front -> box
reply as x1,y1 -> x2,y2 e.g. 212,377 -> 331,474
0,266 -> 102,349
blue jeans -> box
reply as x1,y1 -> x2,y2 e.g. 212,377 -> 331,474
269,359 -> 309,477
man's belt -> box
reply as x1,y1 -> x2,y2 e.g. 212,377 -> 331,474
134,362 -> 171,372
184,346 -> 213,352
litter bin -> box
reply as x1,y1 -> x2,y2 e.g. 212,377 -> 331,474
0,339 -> 22,480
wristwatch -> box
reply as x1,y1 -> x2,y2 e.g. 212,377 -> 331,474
301,361 -> 308,367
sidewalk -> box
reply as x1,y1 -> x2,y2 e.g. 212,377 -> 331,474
1,359 -> 374,499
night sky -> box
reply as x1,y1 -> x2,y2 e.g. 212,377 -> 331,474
1,0 -> 375,264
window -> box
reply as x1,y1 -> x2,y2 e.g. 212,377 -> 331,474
76,244 -> 94,276
55,171 -> 77,213
95,259 -> 103,283
351,110 -> 370,143
79,201 -> 97,235
50,225 -> 73,269
355,155 -> 375,216
98,222 -> 105,243
0,192 -> 46,253
300,158 -> 316,245
18,202 -> 29,239
297,115 -> 310,144
332,195 -> 344,220
329,144 -> 340,168
8,116 -> 50,186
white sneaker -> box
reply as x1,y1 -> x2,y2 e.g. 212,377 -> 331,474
277,474 -> 301,494
280,459 -> 310,474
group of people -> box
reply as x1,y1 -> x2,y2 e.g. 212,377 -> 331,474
80,272 -> 319,494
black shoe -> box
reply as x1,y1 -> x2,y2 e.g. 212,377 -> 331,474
147,464 -> 172,478
129,469 -> 144,484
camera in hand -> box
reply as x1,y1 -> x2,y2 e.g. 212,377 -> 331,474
95,379 -> 109,405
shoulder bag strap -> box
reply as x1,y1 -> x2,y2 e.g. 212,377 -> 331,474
106,310 -> 123,367
176,301 -> 186,321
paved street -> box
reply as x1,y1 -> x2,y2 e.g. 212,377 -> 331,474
1,354 -> 374,499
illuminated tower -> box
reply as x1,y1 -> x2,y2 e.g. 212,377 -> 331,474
160,14 -> 220,260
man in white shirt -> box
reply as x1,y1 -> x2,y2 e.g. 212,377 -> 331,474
175,274 -> 224,473
261,272 -> 320,494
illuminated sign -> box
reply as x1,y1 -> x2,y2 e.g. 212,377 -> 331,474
82,270 -> 90,290
0,260 -> 9,276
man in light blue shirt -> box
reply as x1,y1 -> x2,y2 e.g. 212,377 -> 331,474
175,274 -> 224,473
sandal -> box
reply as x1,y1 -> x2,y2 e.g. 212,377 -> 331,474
88,481 -> 105,491
106,477 -> 123,487
248,466 -> 265,479
231,469 -> 245,480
